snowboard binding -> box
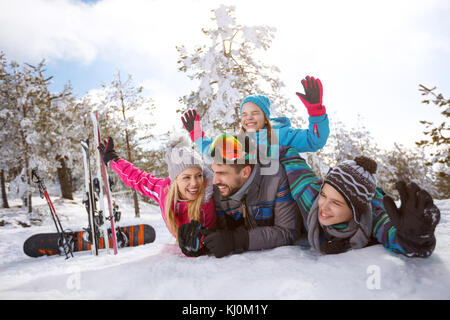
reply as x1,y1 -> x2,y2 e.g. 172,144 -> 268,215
116,227 -> 129,248
82,224 -> 101,246
113,200 -> 121,222
57,231 -> 75,258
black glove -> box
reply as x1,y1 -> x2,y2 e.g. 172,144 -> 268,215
181,109 -> 196,132
181,109 -> 203,142
320,236 -> 351,255
98,136 -> 119,166
177,220 -> 207,257
203,227 -> 249,258
383,181 -> 440,237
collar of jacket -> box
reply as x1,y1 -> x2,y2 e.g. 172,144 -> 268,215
228,164 -> 260,202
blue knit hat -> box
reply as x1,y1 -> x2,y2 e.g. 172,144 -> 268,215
240,94 -> 271,118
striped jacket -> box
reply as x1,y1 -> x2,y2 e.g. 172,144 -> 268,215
280,146 -> 436,257
213,164 -> 303,251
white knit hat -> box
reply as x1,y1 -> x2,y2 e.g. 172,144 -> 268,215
165,135 -> 204,181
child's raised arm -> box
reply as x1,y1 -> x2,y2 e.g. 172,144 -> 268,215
275,75 -> 330,152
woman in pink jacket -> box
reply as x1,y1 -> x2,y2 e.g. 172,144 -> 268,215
98,135 -> 216,257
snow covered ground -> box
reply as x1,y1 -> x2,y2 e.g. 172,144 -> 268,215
0,192 -> 449,300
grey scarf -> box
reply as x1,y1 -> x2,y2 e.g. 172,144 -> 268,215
229,165 -> 259,229
307,197 -> 372,253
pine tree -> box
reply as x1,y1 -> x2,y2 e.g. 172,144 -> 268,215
176,5 -> 290,134
100,71 -> 157,217
26,65 -> 80,200
67,92 -> 101,192
416,84 -> 449,198
309,115 -> 381,176
0,52 -> 12,208
0,55 -> 77,211
377,143 -> 438,199
305,113 -> 442,200
1,59 -> 52,212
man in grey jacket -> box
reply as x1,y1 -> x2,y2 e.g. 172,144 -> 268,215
200,134 -> 302,258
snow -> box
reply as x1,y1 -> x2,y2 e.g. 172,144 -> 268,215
214,5 -> 235,38
1,194 -> 449,300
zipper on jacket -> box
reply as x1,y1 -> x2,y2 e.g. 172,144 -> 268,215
313,123 -> 320,138
241,195 -> 257,229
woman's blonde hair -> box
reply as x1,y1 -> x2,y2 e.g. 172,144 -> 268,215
164,172 -> 206,238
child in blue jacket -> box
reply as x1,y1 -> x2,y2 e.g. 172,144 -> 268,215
181,75 -> 330,157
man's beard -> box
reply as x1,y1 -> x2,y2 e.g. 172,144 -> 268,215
216,179 -> 242,197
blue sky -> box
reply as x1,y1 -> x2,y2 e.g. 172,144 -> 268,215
1,0 -> 449,150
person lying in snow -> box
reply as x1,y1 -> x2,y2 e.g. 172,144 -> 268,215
181,138 -> 440,258
98,135 -> 216,257
181,75 -> 330,158
279,147 -> 440,257
179,134 -> 303,258
205,134 -> 305,258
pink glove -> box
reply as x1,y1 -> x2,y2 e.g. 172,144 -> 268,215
181,109 -> 204,142
296,75 -> 326,117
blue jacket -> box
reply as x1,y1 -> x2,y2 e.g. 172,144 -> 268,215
194,114 -> 330,156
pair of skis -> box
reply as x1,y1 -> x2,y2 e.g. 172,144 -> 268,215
23,113 -> 157,258
80,113 -> 118,255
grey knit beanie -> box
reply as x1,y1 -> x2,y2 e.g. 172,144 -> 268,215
323,156 -> 377,222
165,135 -> 204,181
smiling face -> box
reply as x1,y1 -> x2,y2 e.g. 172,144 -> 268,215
241,102 -> 266,132
317,183 -> 354,226
211,162 -> 251,197
176,167 -> 204,201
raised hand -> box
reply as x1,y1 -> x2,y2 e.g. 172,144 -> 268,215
383,181 -> 440,237
98,136 -> 119,166
181,109 -> 204,142
296,75 -> 326,117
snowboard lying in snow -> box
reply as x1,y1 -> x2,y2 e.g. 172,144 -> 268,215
23,224 -> 156,258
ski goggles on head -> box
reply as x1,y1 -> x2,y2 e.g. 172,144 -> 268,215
209,133 -> 249,161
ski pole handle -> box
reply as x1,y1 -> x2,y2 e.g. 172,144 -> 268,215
31,168 -> 40,183
31,167 -> 45,198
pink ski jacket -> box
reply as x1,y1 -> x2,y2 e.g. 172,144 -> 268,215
110,158 -> 217,238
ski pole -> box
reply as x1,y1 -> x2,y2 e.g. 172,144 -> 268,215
31,168 -> 73,259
